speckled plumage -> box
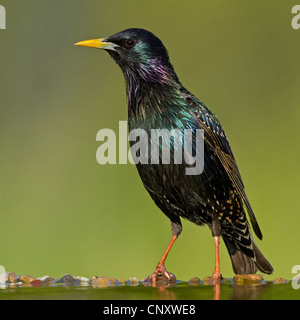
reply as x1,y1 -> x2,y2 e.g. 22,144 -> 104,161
79,28 -> 273,276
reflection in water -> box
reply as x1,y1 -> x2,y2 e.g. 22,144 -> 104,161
143,279 -> 178,300
213,281 -> 266,300
0,276 -> 287,300
142,278 -> 267,300
214,283 -> 221,300
231,283 -> 266,300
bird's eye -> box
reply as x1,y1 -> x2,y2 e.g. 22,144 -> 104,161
125,39 -> 135,48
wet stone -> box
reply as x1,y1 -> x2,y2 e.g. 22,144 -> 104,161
20,275 -> 36,284
128,277 -> 139,286
44,277 -> 56,284
30,280 -> 42,287
3,271 -> 292,291
75,276 -> 90,283
7,272 -> 17,283
92,276 -> 110,287
274,278 -> 288,284
188,277 -> 201,285
59,274 -> 75,284
234,274 -> 263,284
90,276 -> 98,282
117,278 -> 126,285
38,275 -> 56,284
108,277 -> 116,284
202,276 -> 213,285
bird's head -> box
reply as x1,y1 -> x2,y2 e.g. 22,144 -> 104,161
75,28 -> 178,85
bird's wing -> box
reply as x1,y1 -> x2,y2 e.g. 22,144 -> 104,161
184,94 -> 263,240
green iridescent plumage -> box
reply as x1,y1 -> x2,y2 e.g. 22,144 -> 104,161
77,28 -> 273,277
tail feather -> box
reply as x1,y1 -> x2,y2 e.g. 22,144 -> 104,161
223,234 -> 273,275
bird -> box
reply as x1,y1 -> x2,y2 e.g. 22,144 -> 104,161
75,28 -> 273,283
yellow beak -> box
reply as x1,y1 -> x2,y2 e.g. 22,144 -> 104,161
75,38 -> 119,51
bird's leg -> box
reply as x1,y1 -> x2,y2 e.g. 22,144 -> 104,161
212,236 -> 222,282
211,217 -> 222,283
146,219 -> 181,285
151,235 -> 177,285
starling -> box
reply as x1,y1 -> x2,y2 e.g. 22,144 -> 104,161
75,28 -> 273,283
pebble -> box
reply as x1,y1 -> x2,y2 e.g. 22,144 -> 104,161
273,278 -> 288,284
92,276 -> 109,284
37,275 -> 57,284
30,280 -> 42,287
128,277 -> 139,286
44,277 -> 57,285
59,273 -> 75,284
1,271 -> 292,288
38,275 -> 51,282
90,276 -> 98,282
20,275 -> 36,284
234,274 -> 263,284
201,276 -> 213,284
74,276 -> 90,283
8,272 -> 17,283
188,277 -> 201,285
117,278 -> 126,285
91,276 -> 110,287
108,277 -> 116,284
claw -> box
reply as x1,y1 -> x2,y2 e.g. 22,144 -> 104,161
211,271 -> 222,284
143,263 -> 176,285
142,235 -> 178,286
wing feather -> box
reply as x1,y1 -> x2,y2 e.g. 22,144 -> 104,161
185,94 -> 263,240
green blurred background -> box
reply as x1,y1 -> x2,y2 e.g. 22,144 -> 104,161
0,0 -> 299,282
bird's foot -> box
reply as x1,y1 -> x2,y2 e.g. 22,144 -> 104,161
143,263 -> 176,285
211,271 -> 223,284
